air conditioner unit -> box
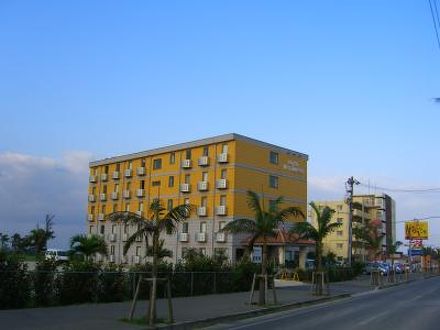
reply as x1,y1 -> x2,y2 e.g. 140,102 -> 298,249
197,181 -> 208,191
89,175 -> 97,183
181,159 -> 192,169
100,193 -> 107,201
125,169 -> 132,177
216,179 -> 227,189
123,190 -> 131,199
197,232 -> 207,242
197,207 -> 207,217
112,171 -> 120,179
88,195 -> 96,202
137,167 -> 145,176
180,232 -> 189,242
109,255 -> 115,263
100,173 -> 108,181
136,189 -> 144,197
133,256 -> 141,264
111,192 -> 118,200
217,153 -> 228,163
198,156 -> 209,166
216,206 -> 227,216
180,183 -> 191,193
216,232 -> 226,243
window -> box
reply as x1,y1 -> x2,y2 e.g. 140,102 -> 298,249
125,203 -> 130,212
153,158 -> 162,170
138,202 -> 143,212
100,225 -> 105,234
337,231 -> 343,237
114,183 -> 119,192
110,245 -> 115,255
124,225 -> 129,234
219,221 -> 226,231
126,182 -> 131,190
202,172 -> 208,181
167,199 -> 173,211
169,153 -> 175,164
336,243 -> 343,249
203,146 -> 209,156
101,205 -> 106,213
168,176 -> 174,187
221,143 -> 228,153
200,222 -> 207,233
141,158 -> 146,167
112,225 -> 116,234
269,151 -> 279,164
221,169 -> 227,179
116,163 -> 120,171
140,180 -> 145,189
104,165 -> 109,174
185,174 -> 190,184
89,226 -> 93,234
113,204 -> 118,213
91,206 -> 95,214
214,248 -> 227,257
136,246 -> 141,256
220,195 -> 226,206
201,196 -> 207,207
182,222 -> 189,233
102,185 -> 107,193
269,175 -> 279,189
128,161 -> 132,169
185,149 -> 191,160
92,187 -> 96,194
152,180 -> 161,187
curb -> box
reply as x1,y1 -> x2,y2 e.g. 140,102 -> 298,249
155,293 -> 351,330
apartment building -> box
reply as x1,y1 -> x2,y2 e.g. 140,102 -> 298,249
87,133 -> 308,265
311,194 -> 396,263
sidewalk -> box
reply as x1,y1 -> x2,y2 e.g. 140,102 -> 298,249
0,274 -> 426,330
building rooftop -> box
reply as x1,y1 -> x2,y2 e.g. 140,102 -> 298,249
90,133 -> 309,166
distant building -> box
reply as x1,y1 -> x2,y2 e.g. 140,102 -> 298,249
86,133 -> 309,266
311,194 -> 396,263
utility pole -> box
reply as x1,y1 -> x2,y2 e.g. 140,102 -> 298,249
345,176 -> 359,266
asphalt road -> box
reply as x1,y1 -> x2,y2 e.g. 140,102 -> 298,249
205,276 -> 440,330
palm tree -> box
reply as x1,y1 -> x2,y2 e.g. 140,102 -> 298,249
290,202 -> 341,272
28,215 -> 55,254
70,234 -> 108,261
222,190 -> 304,305
353,219 -> 383,261
0,233 -> 9,251
387,241 -> 403,265
107,199 -> 190,325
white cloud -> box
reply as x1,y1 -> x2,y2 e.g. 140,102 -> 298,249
0,151 -> 93,249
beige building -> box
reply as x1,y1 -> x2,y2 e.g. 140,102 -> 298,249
311,194 -> 396,263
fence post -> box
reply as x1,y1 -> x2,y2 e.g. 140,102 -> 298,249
190,272 -> 194,296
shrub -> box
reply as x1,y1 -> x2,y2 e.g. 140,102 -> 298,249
0,251 -> 30,309
33,257 -> 58,306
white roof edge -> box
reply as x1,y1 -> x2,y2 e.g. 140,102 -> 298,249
90,133 -> 309,167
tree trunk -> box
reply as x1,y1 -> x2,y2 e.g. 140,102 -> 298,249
259,242 -> 268,305
148,232 -> 159,325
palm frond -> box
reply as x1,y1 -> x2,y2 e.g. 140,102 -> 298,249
289,221 -> 319,241
246,191 -> 263,219
222,218 -> 257,234
275,206 -> 305,222
123,230 -> 147,255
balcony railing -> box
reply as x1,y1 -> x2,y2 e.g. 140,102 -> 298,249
100,173 -> 108,181
216,179 -> 228,189
125,169 -> 132,177
89,175 -> 97,183
180,183 -> 191,193
198,156 -> 209,166
112,171 -> 120,180
197,206 -> 207,216
217,153 -> 228,163
216,205 -> 227,216
198,181 -> 208,191
182,159 -> 192,169
216,232 -> 226,243
180,232 -> 189,242
196,232 -> 207,242
136,167 -> 145,176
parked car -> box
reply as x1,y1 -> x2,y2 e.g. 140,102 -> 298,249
45,249 -> 69,262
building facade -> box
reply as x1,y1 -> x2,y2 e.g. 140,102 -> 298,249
311,194 -> 396,263
87,134 -> 308,265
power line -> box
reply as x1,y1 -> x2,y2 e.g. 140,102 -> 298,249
358,181 -> 440,193
428,0 -> 440,51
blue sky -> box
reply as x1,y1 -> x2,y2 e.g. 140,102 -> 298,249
1,1 -> 440,248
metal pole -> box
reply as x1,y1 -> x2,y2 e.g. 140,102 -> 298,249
345,176 -> 359,267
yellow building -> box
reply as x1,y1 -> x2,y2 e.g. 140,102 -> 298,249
87,133 -> 308,265
311,194 -> 395,263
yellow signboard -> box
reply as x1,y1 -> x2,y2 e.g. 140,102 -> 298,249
405,221 -> 429,240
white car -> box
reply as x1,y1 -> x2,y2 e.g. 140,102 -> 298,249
45,249 -> 69,262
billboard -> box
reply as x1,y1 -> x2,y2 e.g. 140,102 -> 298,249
405,221 -> 429,240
